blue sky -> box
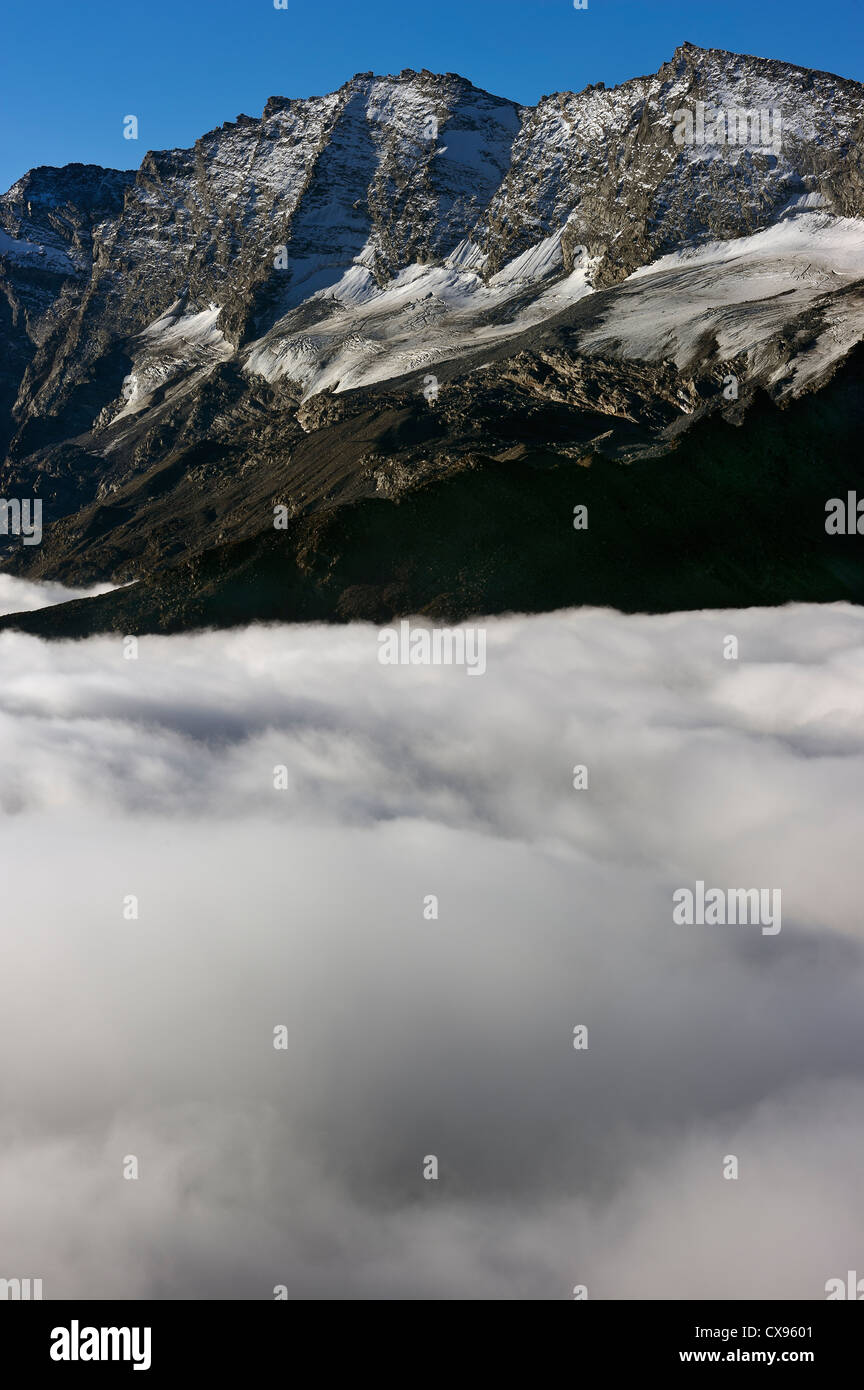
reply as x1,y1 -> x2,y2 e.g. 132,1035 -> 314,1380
1,0 -> 862,193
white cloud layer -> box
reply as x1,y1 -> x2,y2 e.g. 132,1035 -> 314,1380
0,584 -> 863,1299
0,574 -> 115,617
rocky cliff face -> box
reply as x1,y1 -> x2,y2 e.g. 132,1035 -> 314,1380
0,164 -> 133,455
1,43 -> 863,634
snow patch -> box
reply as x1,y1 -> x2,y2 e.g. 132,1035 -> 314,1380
244,230 -> 595,396
113,302 -> 234,421
0,227 -> 77,273
580,213 -> 864,397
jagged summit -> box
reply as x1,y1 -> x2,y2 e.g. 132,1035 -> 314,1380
4,44 -> 863,207
667,37 -> 860,88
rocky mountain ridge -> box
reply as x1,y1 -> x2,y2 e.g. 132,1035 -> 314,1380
1,42 -> 863,635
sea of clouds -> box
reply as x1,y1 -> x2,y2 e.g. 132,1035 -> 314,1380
1,582 -> 863,1299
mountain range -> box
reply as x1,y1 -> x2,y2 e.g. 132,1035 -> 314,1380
2,41 -> 864,636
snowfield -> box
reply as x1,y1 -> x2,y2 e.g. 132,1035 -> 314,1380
237,208 -> 864,400
579,210 -> 864,396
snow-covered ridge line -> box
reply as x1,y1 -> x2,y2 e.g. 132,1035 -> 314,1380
3,43 -> 864,455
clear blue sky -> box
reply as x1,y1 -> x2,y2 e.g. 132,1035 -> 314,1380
1,0 -> 862,193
